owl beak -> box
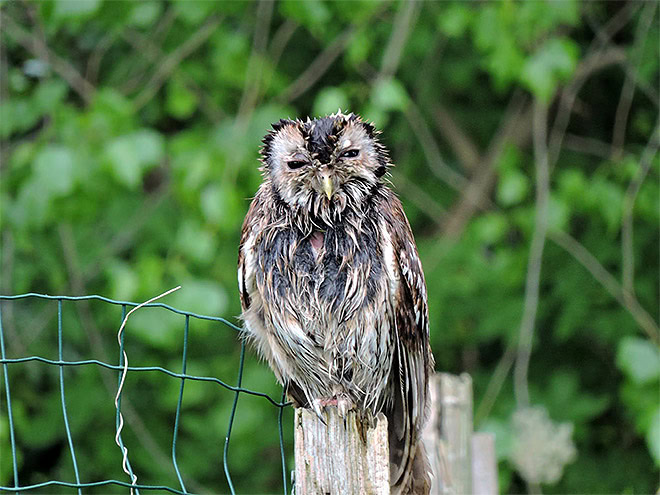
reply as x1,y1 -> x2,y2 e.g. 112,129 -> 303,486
322,174 -> 334,199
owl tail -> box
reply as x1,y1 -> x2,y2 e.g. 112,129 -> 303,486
388,344 -> 431,495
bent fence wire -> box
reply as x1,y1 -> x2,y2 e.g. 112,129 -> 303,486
0,293 -> 291,495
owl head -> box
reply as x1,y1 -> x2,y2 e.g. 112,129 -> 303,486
260,112 -> 390,219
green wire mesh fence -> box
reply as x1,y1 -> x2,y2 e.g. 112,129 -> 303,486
0,293 -> 291,495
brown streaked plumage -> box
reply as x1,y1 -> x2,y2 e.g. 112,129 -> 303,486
238,112 -> 434,494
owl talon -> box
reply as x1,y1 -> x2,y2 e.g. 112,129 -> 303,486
311,399 -> 327,425
336,394 -> 353,418
310,395 -> 353,419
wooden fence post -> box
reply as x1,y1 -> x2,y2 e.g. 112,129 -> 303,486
293,373 -> 497,495
423,373 -> 498,495
294,407 -> 390,495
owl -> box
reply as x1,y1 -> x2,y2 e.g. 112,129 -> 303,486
238,112 -> 434,494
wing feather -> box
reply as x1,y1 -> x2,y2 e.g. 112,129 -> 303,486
382,192 -> 433,493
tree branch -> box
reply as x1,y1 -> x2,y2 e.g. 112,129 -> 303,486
378,0 -> 420,81
121,28 -> 224,122
611,2 -> 657,159
236,0 -> 275,125
514,102 -> 550,410
621,119 -> 659,298
404,101 -> 468,192
441,93 -> 532,238
549,230 -> 660,344
2,12 -> 95,104
133,16 -> 222,110
433,104 -> 481,174
278,25 -> 358,103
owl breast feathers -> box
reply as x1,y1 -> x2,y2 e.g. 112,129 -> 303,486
238,112 -> 434,494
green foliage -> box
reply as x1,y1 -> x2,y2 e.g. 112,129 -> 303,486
1,1 -> 658,493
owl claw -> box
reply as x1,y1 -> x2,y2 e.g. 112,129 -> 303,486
310,395 -> 354,421
336,394 -> 353,418
311,399 -> 327,425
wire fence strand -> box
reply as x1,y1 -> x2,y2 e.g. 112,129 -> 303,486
0,293 -> 291,495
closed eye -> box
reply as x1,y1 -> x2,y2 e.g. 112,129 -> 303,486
287,160 -> 308,169
341,149 -> 359,158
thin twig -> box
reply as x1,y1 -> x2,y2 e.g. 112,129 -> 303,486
514,102 -> 550,410
585,1 -> 658,105
585,1 -> 641,52
86,29 -> 119,84
563,133 -> 618,160
549,230 -> 660,344
432,104 -> 481,174
133,16 -> 221,110
621,120 -> 659,298
404,101 -> 468,192
2,12 -> 95,104
474,340 -> 516,428
611,2 -> 657,159
278,24 -> 358,103
439,93 -> 532,240
121,29 -> 223,122
82,186 -> 169,282
260,19 -> 298,99
391,171 -> 446,226
378,0 -> 420,81
236,0 -> 275,125
115,286 -> 182,494
548,47 -> 627,169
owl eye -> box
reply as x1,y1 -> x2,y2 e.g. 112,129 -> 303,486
287,160 -> 308,170
341,149 -> 359,158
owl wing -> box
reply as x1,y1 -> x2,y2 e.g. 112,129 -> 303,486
237,200 -> 257,313
383,192 -> 433,492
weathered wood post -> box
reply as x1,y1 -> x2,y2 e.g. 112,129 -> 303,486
422,373 -> 498,495
294,373 -> 497,494
294,407 -> 390,494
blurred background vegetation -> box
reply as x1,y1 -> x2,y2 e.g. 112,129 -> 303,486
1,0 -> 658,493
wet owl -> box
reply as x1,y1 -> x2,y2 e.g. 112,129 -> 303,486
238,112 -> 434,494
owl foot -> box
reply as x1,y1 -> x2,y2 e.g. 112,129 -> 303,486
336,394 -> 353,418
311,394 -> 354,420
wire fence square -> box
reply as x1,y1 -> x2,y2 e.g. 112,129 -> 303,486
0,294 -> 291,495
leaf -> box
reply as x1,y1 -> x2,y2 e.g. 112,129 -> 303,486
169,280 -> 228,317
106,260 -> 139,301
175,221 -> 216,264
521,38 -> 579,102
129,1 -> 162,27
588,178 -> 624,232
371,78 -> 409,112
53,0 -> 102,19
33,144 -> 76,197
647,407 -> 660,466
33,79 -> 68,114
280,0 -> 330,36
0,98 -> 40,138
166,77 -> 199,119
497,169 -> 529,206
617,337 -> 660,385
313,87 -> 350,117
547,195 -> 570,232
128,306 -> 182,349
105,129 -> 165,188
438,4 -> 471,38
172,0 -> 216,25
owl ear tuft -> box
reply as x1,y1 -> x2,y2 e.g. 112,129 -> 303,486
271,118 -> 296,132
359,119 -> 376,137
261,119 -> 298,167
